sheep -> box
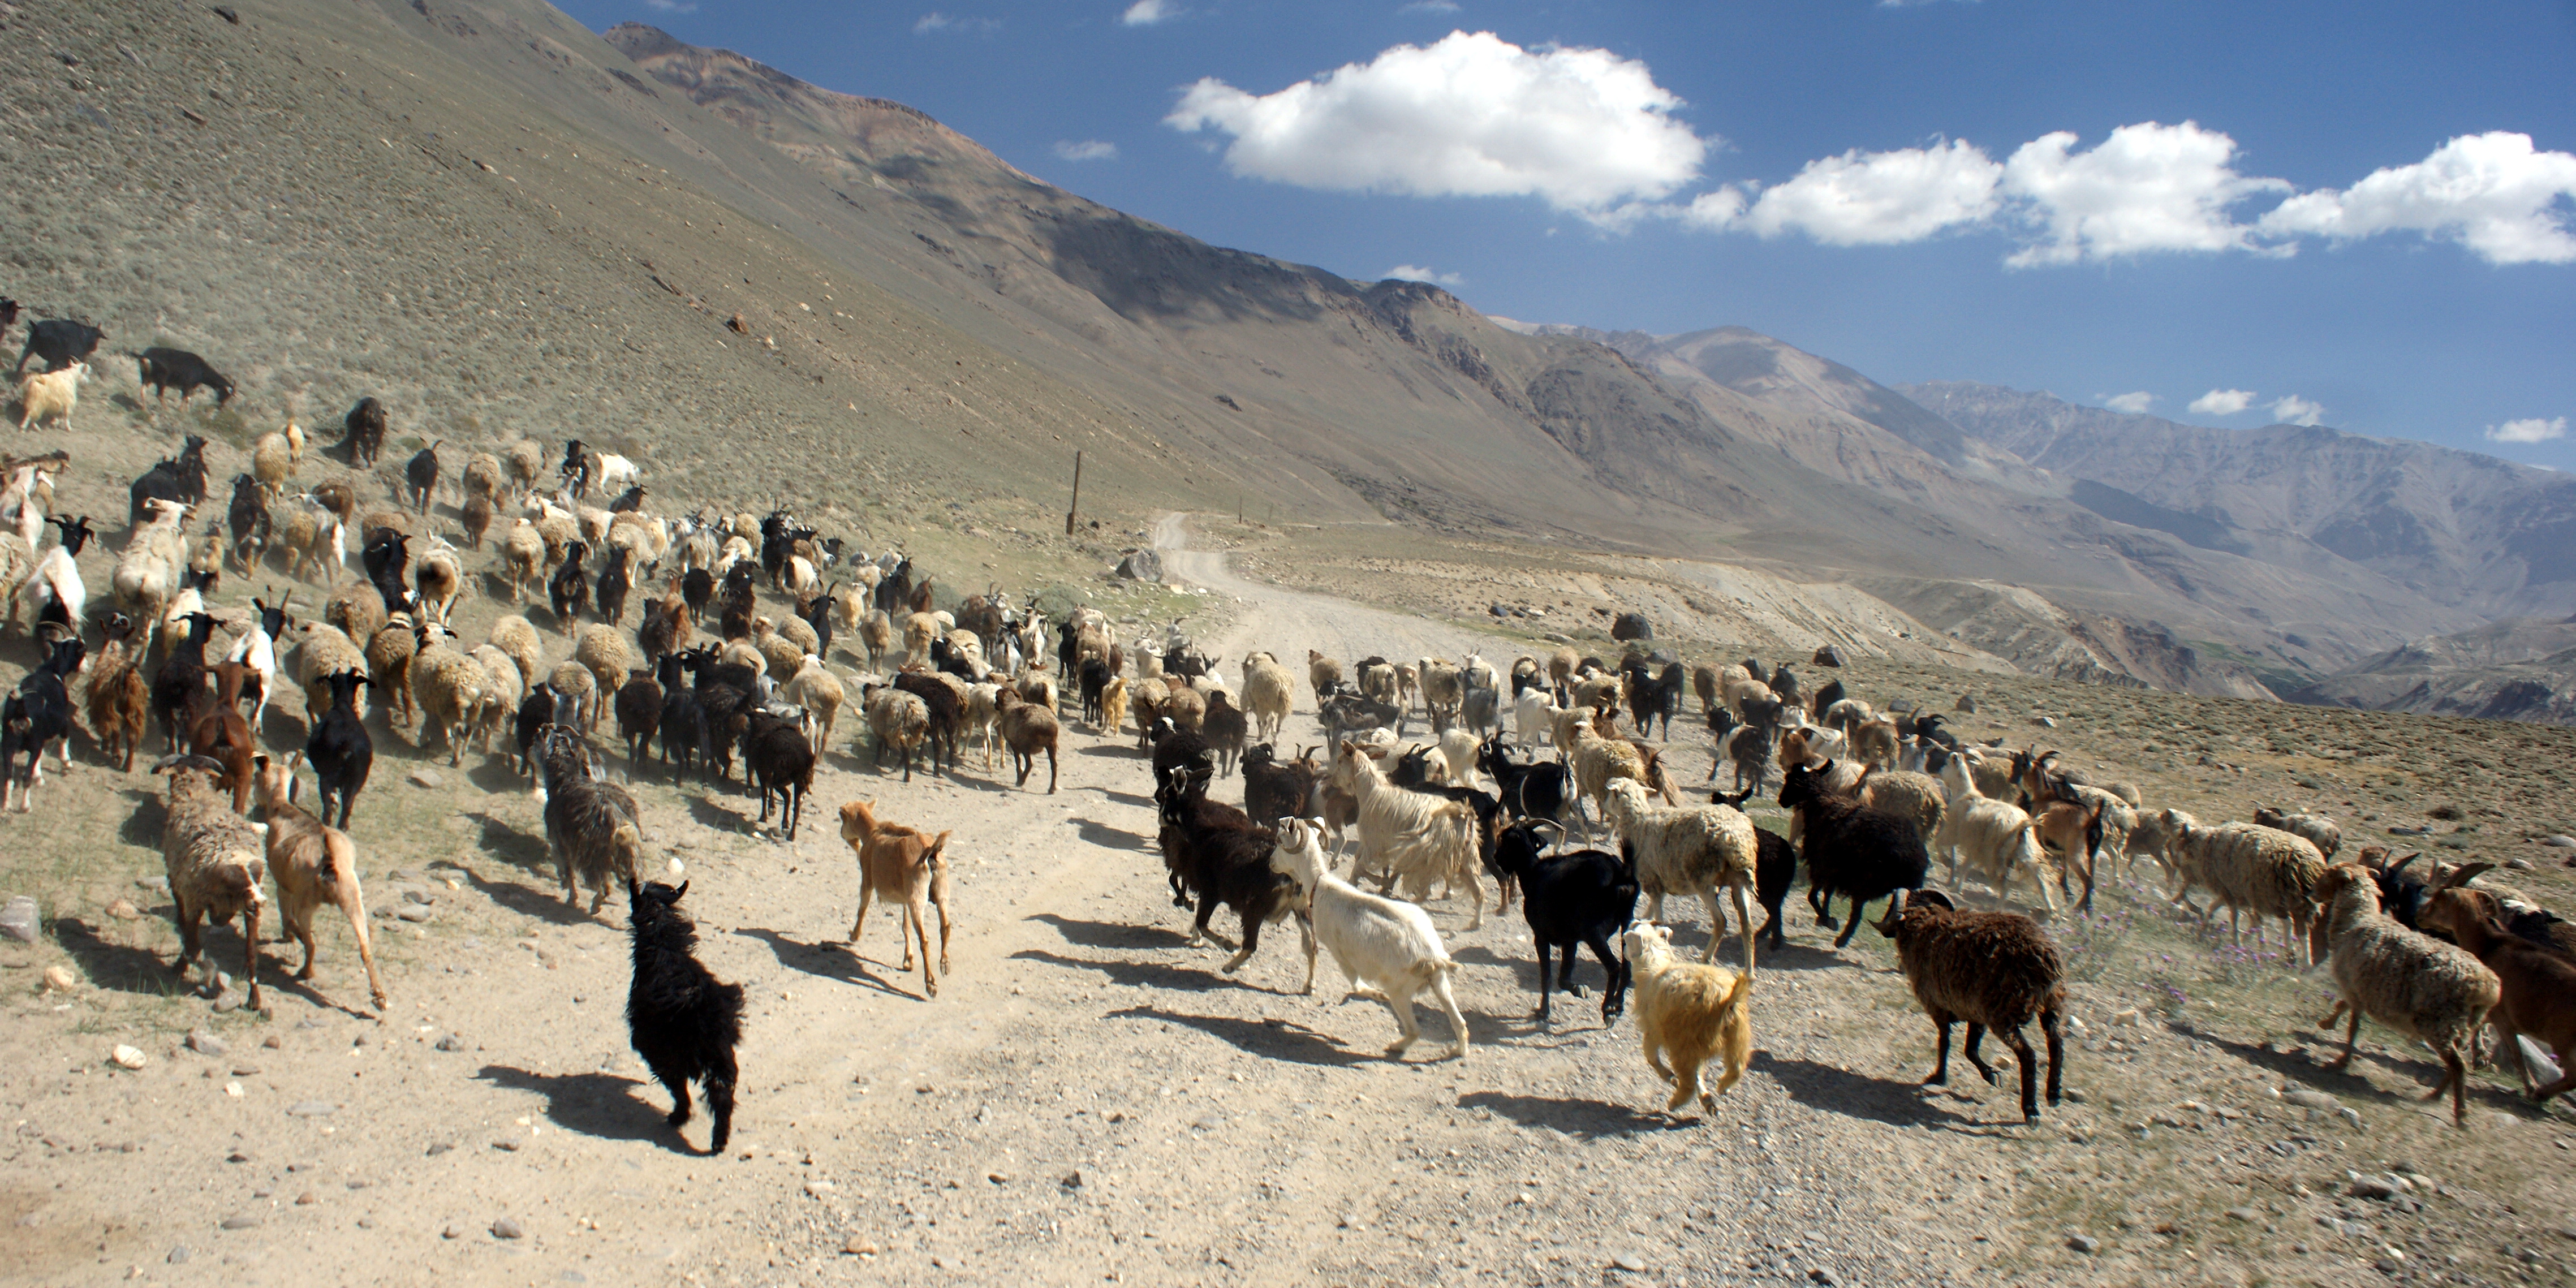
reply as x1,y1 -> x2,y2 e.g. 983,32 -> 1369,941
2252,807 -> 2342,860
2308,863 -> 2502,1126
863,685 -> 931,781
1,635 -> 85,811
276,499 -> 340,584
548,660 -> 600,736
1331,741 -> 1483,927
1419,660 -> 1465,730
1488,820 -> 1636,1026
575,622 -> 640,704
783,655 -> 843,754
293,620 -> 368,725
471,643 -> 527,749
409,623 -> 491,766
326,578 -> 389,659
499,520 -> 545,604
1858,767 -> 1945,848
80,612 -> 149,772
1774,762 -> 1931,950
1306,650 -> 1343,701
503,439 -> 546,498
15,361 -> 87,429
2169,821 -> 2327,966
2420,877 -> 2575,1103
251,430 -> 293,500
412,536 -> 462,625
1269,817 -> 1467,1061
363,613 -> 420,730
485,614 -> 544,688
838,799 -> 954,998
738,708 -> 817,839
535,726 -> 644,914
1241,656 -> 1295,744
993,684 -> 1059,793
624,877 -> 745,1155
251,755 -> 387,1010
858,609 -> 895,672
1621,921 -> 1752,1115
114,497 -> 192,659
402,442 -> 441,514
154,754 -> 266,1007
0,533 -> 27,634
1567,713 -> 1649,841
1601,778 -> 1759,973
1875,890 -> 2068,1123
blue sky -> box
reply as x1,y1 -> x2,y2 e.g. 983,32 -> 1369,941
568,0 -> 2576,462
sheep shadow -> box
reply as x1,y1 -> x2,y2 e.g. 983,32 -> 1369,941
1458,1092 -> 1683,1139
1750,939 -> 1875,973
1110,1005 -> 1369,1067
1011,947 -> 1238,994
115,787 -> 165,848
682,792 -> 756,835
50,917 -> 186,997
1029,912 -> 1193,952
466,756 -> 528,795
1071,817 -> 1147,851
1075,744 -> 1139,760
732,927 -> 922,1002
466,811 -> 554,878
1751,1052 -> 2000,1134
2187,1025 -> 2520,1111
473,1065 -> 695,1152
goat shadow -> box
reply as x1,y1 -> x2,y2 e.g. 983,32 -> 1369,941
1458,1091 -> 1683,1139
467,811 -> 554,878
474,1065 -> 698,1153
1100,790 -> 1153,809
1752,1052 -> 2006,1134
1012,946 -> 1243,995
732,926 -> 921,1002
1028,912 -> 1193,953
115,786 -> 165,848
450,860 -> 607,929
1070,817 -> 1147,851
50,916 -> 188,997
1109,1005 -> 1368,1068
1075,744 -> 1139,760
466,756 -> 528,796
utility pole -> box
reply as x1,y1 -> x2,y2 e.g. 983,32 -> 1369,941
1064,450 -> 1083,536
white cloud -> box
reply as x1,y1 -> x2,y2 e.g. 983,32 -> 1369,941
1711,139 -> 2001,244
1384,264 -> 1463,285
913,11 -> 997,33
642,0 -> 696,12
2268,394 -> 2325,426
1165,31 -> 1707,214
2258,132 -> 2576,266
2189,388 -> 2256,416
1120,0 -> 1177,25
2101,391 -> 2156,414
1398,0 -> 1461,10
2486,416 -> 2568,445
1998,122 -> 2290,267
1053,140 -> 1119,162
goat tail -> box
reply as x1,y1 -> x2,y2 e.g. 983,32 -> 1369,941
1715,966 -> 1753,1019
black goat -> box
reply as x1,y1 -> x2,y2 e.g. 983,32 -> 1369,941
891,671 -> 963,776
0,636 -> 87,811
1479,736 -> 1569,826
1768,665 -> 1800,708
624,878 -> 744,1155
739,708 -> 815,840
550,540 -> 591,631
1156,768 -> 1311,977
14,318 -> 103,375
129,435 -> 211,524
1487,820 -> 1636,1027
1778,760 -> 1929,949
1623,659 -> 1685,740
403,441 -> 440,514
561,439 -> 596,498
512,684 -> 560,779
134,347 -> 234,407
795,588 -> 834,662
596,546 -> 632,627
1201,691 -> 1249,777
608,484 -> 647,514
656,653 -> 709,783
304,671 -> 373,830
342,397 -> 387,467
1713,785 -> 1801,953
150,612 -> 221,753
1809,678 -> 1846,720
1240,743 -> 1320,828
1078,656 -> 1112,727
1148,716 -> 1213,807
225,474 -> 268,571
1317,691 -> 1402,742
361,528 -> 413,615
616,674 -> 663,766
679,567 -> 715,619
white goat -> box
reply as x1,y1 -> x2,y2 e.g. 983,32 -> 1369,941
1269,818 -> 1468,1062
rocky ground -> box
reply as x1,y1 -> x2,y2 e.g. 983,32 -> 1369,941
3,511 -> 2573,1288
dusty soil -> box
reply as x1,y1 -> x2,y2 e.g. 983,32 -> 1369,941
3,513 -> 2573,1288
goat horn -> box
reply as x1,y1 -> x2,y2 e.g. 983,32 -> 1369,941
2435,861 -> 2494,893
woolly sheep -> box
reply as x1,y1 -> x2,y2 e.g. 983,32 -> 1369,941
155,754 -> 266,1007
2172,821 -> 2327,966
1876,890 -> 2067,1123
1602,778 -> 1759,972
2252,807 -> 2342,860
864,686 -> 932,781
486,614 -> 543,688
294,621 -> 368,723
576,622 -> 641,699
499,519 -> 545,603
2310,864 -> 2501,1126
410,623 -> 490,765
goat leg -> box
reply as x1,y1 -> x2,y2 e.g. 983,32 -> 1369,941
1219,911 -> 1260,975
1924,1017 -> 1954,1086
2004,1027 -> 2040,1123
2040,1009 -> 2065,1109
241,903 -> 261,1013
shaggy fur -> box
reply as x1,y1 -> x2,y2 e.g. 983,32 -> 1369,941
839,799 -> 954,998
2172,821 -> 2327,966
1876,890 -> 2066,1123
1940,796 -> 2060,912
1241,743 -> 1322,828
2252,807 -> 2343,860
1156,773 -> 1314,981
1601,778 -> 1759,972
2422,885 -> 2576,1103
1332,742 -> 1483,925
536,727 -> 644,914
1858,768 -> 1946,851
624,879 -> 744,1154
739,709 -> 817,839
1622,921 -> 1754,1116
156,755 -> 267,1006
2310,864 -> 2500,1126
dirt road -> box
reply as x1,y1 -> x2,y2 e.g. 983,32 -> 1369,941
6,518 -> 2526,1288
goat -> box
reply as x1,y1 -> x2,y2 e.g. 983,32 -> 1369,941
1876,891 -> 2067,1124
133,347 -> 234,406
1157,769 -> 1315,981
0,635 -> 85,810
624,878 -> 745,1155
1622,921 -> 1753,1116
251,755 -> 387,1009
1488,820 -> 1635,1027
838,799 -> 954,998
14,318 -> 104,375
1269,817 -> 1467,1061
84,613 -> 151,773
1777,761 -> 1930,950
342,398 -> 387,467
535,726 -> 644,915
16,361 -> 88,429
2419,871 -> 2574,1104
1332,740 -> 1482,925
738,708 -> 816,840
993,684 -> 1059,793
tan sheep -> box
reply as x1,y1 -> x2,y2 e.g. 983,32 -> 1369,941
574,622 -> 639,700
294,622 -> 368,724
469,644 -> 525,750
16,362 -> 87,430
503,440 -> 546,497
499,519 -> 545,604
485,614 -> 544,688
364,614 -> 420,729
408,624 -> 489,765
252,430 -> 294,500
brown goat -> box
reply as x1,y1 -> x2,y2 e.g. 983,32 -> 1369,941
992,685 -> 1059,793
252,755 -> 387,1010
839,799 -> 954,999
187,662 -> 259,814
83,612 -> 150,772
2422,878 -> 2576,1104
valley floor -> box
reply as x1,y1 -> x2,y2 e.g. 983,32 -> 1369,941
2,520 -> 2571,1288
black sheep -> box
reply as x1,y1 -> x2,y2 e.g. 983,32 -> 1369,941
616,674 -> 664,768
738,708 -> 816,840
128,435 -> 211,524
14,318 -> 104,376
1778,760 -> 1929,949
624,878 -> 745,1155
1487,820 -> 1636,1026
304,672 -> 373,829
0,636 -> 88,811
550,540 -> 591,631
134,347 -> 234,407
342,397 -> 387,467
403,442 -> 441,514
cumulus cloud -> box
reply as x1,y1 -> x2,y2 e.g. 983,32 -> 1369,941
2486,416 -> 2568,445
912,11 -> 997,33
1384,264 -> 1464,285
1997,122 -> 2290,267
2189,389 -> 2256,416
1398,0 -> 1461,10
1120,0 -> 1177,25
642,0 -> 697,12
1707,139 -> 2002,244
1165,31 -> 1707,214
2258,132 -> 2576,265
2101,391 -> 2156,414
2268,395 -> 2325,426
1053,140 -> 1119,162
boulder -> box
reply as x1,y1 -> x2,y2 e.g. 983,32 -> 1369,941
1813,645 -> 1845,667
1114,549 -> 1164,583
